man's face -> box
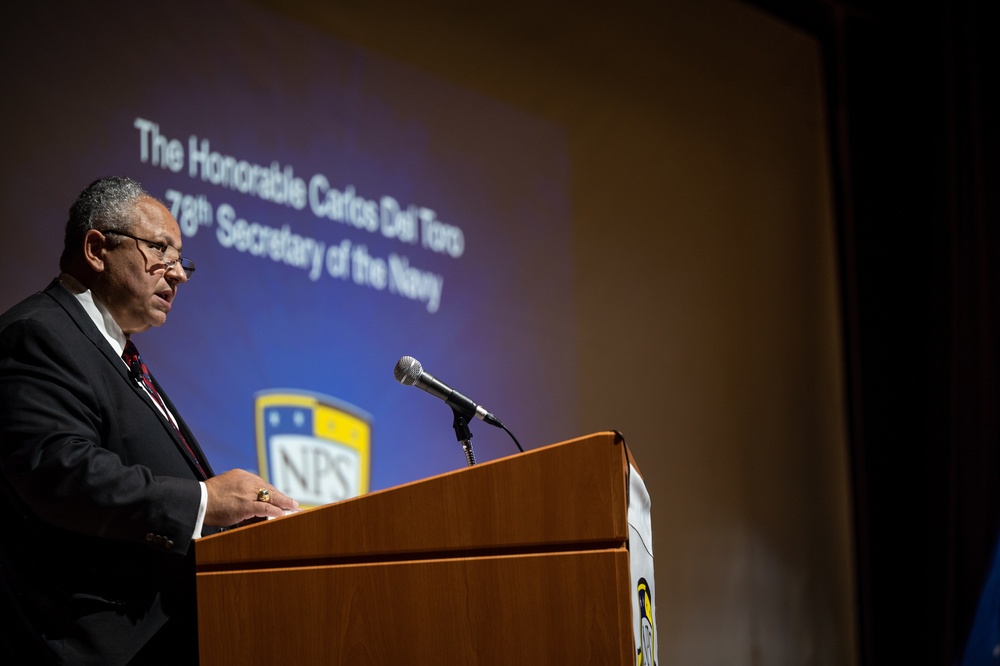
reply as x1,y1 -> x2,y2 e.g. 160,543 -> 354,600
97,196 -> 188,334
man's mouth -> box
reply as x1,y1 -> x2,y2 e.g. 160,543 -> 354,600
155,290 -> 174,308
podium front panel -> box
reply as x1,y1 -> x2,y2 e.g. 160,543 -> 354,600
198,548 -> 634,665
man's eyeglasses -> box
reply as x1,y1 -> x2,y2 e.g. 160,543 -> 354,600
99,230 -> 196,279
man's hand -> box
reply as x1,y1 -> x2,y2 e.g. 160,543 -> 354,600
204,469 -> 299,527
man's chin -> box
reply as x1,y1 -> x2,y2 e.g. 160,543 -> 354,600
121,315 -> 164,335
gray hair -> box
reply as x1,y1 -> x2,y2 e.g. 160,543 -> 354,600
59,176 -> 150,271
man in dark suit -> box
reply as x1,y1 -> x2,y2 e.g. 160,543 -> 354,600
0,176 -> 298,664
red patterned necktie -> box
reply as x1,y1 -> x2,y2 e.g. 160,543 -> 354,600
122,339 -> 206,477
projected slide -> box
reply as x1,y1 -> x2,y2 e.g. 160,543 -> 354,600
0,0 -> 575,501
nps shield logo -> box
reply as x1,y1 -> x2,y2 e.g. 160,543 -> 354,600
255,390 -> 371,508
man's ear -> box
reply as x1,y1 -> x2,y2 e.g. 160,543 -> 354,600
82,229 -> 107,272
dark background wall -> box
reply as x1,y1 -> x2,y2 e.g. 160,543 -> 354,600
748,1 -> 1000,663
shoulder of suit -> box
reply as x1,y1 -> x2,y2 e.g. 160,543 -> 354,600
1,281 -> 98,348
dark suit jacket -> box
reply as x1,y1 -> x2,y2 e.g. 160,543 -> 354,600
0,279 -> 215,664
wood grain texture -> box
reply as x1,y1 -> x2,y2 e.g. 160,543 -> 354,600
195,431 -> 630,568
198,549 -> 633,665
196,432 -> 637,663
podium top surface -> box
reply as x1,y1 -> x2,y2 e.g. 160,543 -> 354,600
196,431 -> 632,570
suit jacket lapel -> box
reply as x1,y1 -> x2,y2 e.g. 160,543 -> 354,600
44,279 -> 132,382
43,279 -> 212,480
149,372 -> 215,478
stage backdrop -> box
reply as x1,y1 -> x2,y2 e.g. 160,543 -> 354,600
0,0 -> 576,503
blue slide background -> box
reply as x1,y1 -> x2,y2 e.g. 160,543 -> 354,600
0,0 -> 577,494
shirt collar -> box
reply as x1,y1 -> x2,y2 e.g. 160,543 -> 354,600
59,273 -> 128,358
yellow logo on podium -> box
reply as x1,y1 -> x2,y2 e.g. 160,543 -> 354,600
255,390 -> 371,508
636,577 -> 656,665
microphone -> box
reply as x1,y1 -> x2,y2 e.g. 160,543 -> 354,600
394,356 -> 503,428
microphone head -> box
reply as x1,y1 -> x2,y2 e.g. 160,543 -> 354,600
394,356 -> 423,386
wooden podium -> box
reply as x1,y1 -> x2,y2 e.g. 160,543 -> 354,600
195,431 -> 639,664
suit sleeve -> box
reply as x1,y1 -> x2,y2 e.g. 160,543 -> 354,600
0,316 -> 203,556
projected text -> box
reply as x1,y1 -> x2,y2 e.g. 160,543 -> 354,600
141,117 -> 453,314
